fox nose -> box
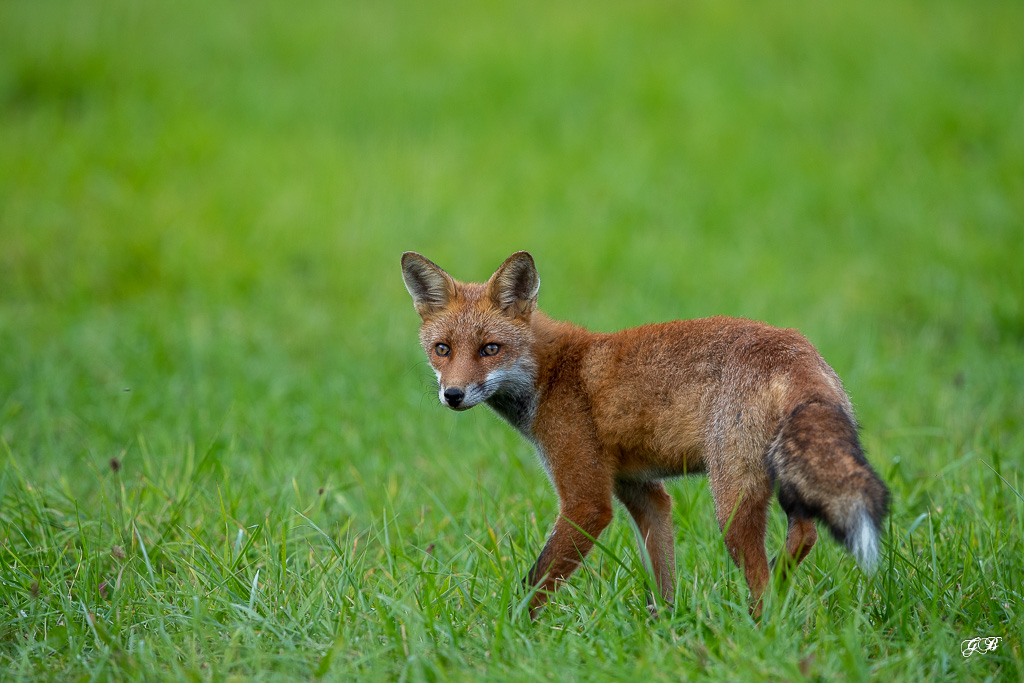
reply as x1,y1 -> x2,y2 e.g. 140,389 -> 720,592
443,387 -> 465,408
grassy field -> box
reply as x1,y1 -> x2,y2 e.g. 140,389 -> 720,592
2,0 -> 1022,679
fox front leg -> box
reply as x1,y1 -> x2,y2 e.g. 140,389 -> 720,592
614,479 -> 676,611
522,431 -> 616,618
525,496 -> 615,618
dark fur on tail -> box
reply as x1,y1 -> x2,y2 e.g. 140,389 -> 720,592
767,400 -> 890,571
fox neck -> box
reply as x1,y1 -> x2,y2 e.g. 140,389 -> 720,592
483,319 -> 541,436
484,312 -> 586,438
485,367 -> 538,436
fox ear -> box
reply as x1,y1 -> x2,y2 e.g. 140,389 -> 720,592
487,251 -> 540,318
401,252 -> 456,319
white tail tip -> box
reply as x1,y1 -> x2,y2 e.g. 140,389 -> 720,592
850,508 -> 880,573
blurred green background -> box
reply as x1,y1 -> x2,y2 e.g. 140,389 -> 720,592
2,0 -> 1022,513
2,0 -> 1024,678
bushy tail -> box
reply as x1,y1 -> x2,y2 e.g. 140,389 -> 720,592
767,400 -> 890,572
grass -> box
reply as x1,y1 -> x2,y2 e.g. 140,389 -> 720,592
1,0 -> 1022,679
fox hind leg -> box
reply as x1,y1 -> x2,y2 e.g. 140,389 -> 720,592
711,471 -> 772,618
773,514 -> 817,579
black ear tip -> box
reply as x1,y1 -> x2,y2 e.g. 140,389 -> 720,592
503,251 -> 537,275
510,250 -> 534,263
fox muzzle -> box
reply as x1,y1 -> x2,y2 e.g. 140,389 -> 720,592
443,387 -> 465,409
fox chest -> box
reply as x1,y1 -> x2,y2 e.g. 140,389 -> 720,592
484,391 -> 555,478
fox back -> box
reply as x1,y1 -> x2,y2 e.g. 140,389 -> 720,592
402,250 -> 890,618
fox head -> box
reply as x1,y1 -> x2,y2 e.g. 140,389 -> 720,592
401,251 -> 540,411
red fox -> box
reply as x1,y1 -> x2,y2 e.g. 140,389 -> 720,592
401,250 -> 890,617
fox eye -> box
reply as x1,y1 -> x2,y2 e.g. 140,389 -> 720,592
435,343 -> 450,357
481,343 -> 500,357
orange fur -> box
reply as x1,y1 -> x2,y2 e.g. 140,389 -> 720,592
401,251 -> 889,618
